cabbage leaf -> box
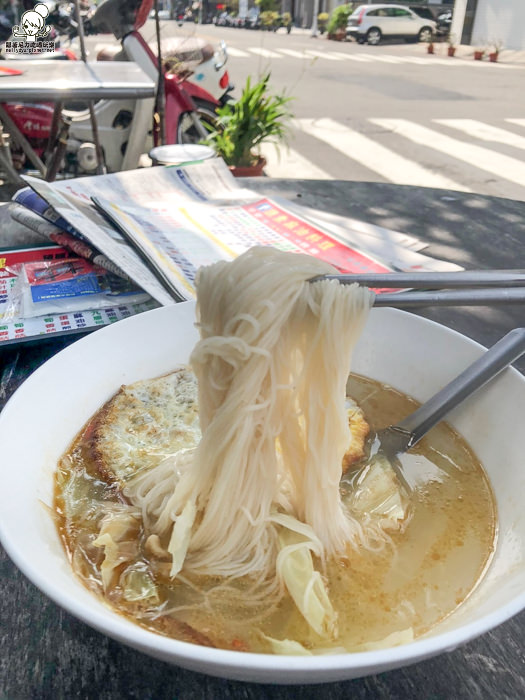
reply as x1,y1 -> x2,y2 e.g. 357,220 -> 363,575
168,498 -> 197,578
121,566 -> 159,603
92,507 -> 141,591
351,627 -> 414,652
350,454 -> 408,526
262,634 -> 347,655
274,514 -> 337,639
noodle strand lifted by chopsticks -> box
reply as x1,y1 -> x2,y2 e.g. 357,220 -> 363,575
126,247 -> 375,586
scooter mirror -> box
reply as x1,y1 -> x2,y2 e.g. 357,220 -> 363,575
134,0 -> 155,31
91,0 -> 149,40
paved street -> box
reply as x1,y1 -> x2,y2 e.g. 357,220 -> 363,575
90,21 -> 525,201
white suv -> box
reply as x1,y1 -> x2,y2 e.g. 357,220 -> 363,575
347,4 -> 436,45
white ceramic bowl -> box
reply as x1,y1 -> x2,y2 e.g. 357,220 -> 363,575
1,303 -> 525,684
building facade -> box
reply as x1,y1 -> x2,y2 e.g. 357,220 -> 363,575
451,0 -> 525,51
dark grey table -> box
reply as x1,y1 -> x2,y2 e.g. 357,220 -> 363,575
1,180 -> 524,699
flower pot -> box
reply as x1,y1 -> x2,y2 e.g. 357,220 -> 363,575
474,50 -> 484,60
229,156 -> 267,178
427,43 -> 434,54
447,46 -> 456,57
329,27 -> 346,41
489,52 -> 498,62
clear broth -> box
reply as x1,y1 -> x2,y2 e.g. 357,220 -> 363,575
54,373 -> 496,654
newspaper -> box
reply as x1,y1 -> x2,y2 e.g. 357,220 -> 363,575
9,202 -> 129,279
22,159 -> 462,305
276,198 -> 428,252
23,176 -> 178,306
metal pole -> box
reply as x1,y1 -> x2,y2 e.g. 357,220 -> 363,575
43,102 -> 62,163
72,0 -> 106,175
0,104 -> 47,175
154,0 -> 166,145
0,127 -> 25,186
45,118 -> 72,182
311,0 -> 319,36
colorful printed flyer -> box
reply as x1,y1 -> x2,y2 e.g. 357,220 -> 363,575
0,245 -> 158,346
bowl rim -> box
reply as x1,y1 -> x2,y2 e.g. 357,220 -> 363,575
1,303 -> 525,680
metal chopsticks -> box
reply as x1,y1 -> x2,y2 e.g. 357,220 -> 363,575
309,269 -> 525,307
314,270 -> 525,289
373,288 -> 525,308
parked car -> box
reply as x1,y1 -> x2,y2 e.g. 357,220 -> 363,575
409,6 -> 436,22
436,9 -> 452,37
346,4 -> 436,45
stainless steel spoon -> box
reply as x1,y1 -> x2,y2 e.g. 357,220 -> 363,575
361,327 -> 525,493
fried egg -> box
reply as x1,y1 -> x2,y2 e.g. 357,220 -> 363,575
89,369 -> 369,487
91,368 -> 200,486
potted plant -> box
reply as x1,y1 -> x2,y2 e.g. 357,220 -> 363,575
317,12 -> 329,35
260,10 -> 279,30
204,73 -> 293,177
447,33 -> 456,57
473,39 -> 486,60
281,11 -> 293,33
327,4 -> 351,41
489,39 -> 503,62
426,34 -> 435,54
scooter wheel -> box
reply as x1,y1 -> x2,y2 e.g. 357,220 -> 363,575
177,100 -> 220,145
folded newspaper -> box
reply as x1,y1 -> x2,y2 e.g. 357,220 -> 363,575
21,158 -> 462,307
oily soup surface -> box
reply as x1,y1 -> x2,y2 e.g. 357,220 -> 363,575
54,372 -> 496,653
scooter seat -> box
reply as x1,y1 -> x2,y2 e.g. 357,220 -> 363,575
157,37 -> 215,65
96,37 -> 215,69
96,44 -> 126,61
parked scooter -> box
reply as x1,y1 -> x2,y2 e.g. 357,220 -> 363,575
0,0 -> 232,175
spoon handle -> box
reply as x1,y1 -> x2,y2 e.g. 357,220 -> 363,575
397,328 -> 525,448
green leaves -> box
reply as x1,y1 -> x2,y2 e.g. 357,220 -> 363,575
205,73 -> 293,168
326,3 -> 352,33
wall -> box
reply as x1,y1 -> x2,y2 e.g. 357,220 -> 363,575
471,0 -> 525,51
294,0 -> 314,26
451,0 -> 525,51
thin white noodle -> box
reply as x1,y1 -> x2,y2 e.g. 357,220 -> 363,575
125,247 -> 375,584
